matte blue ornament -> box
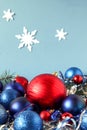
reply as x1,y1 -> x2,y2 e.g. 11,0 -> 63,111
0,104 -> 8,124
80,110 -> 87,130
64,67 -> 83,79
0,89 -> 21,109
61,94 -> 86,116
4,81 -> 25,96
13,109 -> 43,130
9,97 -> 32,117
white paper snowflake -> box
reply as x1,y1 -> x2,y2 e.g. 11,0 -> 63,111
15,27 -> 39,52
2,9 -> 15,22
55,28 -> 67,41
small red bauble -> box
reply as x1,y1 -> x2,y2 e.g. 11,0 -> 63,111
73,75 -> 83,84
40,110 -> 51,121
15,76 -> 28,90
61,112 -> 73,120
26,73 -> 66,109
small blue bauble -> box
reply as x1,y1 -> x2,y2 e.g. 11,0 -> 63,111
0,104 -> 8,124
4,81 -> 25,96
80,110 -> 87,130
64,67 -> 83,79
13,109 -> 43,130
9,97 -> 32,117
61,94 -> 86,116
51,110 -> 61,121
0,89 -> 21,109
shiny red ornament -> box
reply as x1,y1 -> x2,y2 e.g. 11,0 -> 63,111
15,76 -> 28,90
73,75 -> 83,84
40,110 -> 51,121
61,112 -> 73,120
26,73 -> 66,109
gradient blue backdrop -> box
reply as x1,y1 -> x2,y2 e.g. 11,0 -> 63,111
0,0 -> 87,80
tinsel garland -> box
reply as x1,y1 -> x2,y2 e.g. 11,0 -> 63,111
0,71 -> 87,130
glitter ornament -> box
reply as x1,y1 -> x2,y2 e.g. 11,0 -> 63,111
64,67 -> 83,79
15,76 -> 28,90
40,110 -> 51,121
13,109 -> 43,130
61,94 -> 86,116
4,81 -> 25,96
27,73 -> 66,109
0,104 -> 8,124
0,89 -> 21,109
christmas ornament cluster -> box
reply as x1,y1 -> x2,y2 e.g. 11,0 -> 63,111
0,67 -> 87,130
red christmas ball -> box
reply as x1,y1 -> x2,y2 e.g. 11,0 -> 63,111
73,75 -> 83,84
26,73 -> 66,108
40,110 -> 51,121
15,76 -> 28,90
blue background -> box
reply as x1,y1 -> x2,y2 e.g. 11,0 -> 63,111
0,0 -> 87,80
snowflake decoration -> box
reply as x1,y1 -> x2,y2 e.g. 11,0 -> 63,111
15,27 -> 39,52
2,9 -> 15,22
55,28 -> 67,41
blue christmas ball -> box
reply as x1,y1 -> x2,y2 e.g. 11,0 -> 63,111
0,104 -> 8,124
0,89 -> 21,109
4,81 -> 25,96
80,110 -> 87,130
64,67 -> 83,79
9,97 -> 32,117
13,109 -> 43,130
61,94 -> 86,116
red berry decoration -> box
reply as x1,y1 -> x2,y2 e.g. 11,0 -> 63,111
61,112 -> 73,120
73,75 -> 83,84
26,73 -> 66,109
15,76 -> 28,90
40,110 -> 51,121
